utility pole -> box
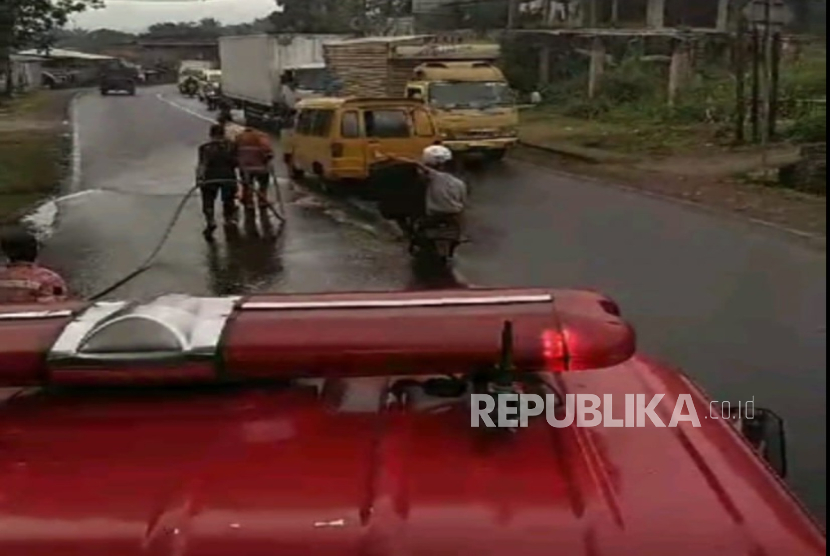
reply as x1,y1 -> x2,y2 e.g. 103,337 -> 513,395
768,30 -> 781,139
734,3 -> 747,143
743,0 -> 788,146
760,0 -> 772,161
507,0 -> 519,30
0,0 -> 15,97
750,24 -> 760,142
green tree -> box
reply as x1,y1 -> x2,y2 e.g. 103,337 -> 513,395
55,28 -> 135,52
144,21 -> 223,40
270,0 -> 363,33
1,0 -> 104,95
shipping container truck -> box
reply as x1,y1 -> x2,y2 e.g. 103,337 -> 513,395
219,34 -> 345,130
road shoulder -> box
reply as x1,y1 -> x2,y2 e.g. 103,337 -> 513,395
0,90 -> 76,224
512,143 -> 826,243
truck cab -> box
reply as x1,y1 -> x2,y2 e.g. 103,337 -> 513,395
406,61 -> 519,160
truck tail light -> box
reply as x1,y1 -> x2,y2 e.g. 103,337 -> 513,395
331,142 -> 344,158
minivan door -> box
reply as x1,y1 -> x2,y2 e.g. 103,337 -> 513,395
335,109 -> 366,177
361,107 -> 415,161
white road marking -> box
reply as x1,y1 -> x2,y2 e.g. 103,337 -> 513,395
24,93 -> 87,237
155,93 -> 216,123
155,93 -> 246,135
69,96 -> 82,192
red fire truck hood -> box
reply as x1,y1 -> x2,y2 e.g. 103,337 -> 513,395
0,364 -> 825,556
0,289 -> 824,555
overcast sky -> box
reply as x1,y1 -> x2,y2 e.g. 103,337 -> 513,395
70,0 -> 278,32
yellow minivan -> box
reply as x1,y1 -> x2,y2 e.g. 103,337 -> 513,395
282,97 -> 441,182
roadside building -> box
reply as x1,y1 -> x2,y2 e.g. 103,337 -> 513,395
17,48 -> 116,87
135,39 -> 219,67
4,54 -> 46,93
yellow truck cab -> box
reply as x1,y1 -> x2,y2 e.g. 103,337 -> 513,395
405,61 -> 518,160
282,96 -> 440,182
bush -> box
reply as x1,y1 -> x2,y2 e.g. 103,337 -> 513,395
598,57 -> 662,105
781,51 -> 826,100
561,97 -> 614,119
788,110 -> 827,143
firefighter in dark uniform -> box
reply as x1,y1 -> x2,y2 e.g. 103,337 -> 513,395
196,124 -> 240,237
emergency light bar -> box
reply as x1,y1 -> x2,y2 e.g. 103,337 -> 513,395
0,289 -> 635,387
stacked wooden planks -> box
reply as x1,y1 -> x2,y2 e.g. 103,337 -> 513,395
323,36 -> 432,98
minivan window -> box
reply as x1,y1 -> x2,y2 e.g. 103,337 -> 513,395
364,110 -> 410,138
340,111 -> 360,138
296,110 -> 315,135
310,109 -> 334,136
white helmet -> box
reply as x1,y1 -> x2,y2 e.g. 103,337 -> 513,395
422,144 -> 453,167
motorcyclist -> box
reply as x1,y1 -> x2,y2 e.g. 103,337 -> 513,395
234,126 -> 274,209
204,81 -> 220,110
197,124 -> 240,236
419,145 -> 467,220
0,225 -> 68,303
217,99 -> 233,125
182,74 -> 199,97
380,145 -> 468,235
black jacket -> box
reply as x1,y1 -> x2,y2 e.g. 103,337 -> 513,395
371,161 -> 427,220
197,139 -> 238,183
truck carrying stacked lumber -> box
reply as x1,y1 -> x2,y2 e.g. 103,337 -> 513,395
323,35 -> 432,97
323,35 -> 503,99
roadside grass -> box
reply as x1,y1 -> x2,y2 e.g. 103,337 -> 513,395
520,42 -> 826,159
0,92 -> 69,223
519,109 -> 719,156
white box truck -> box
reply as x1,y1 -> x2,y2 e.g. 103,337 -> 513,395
219,33 -> 345,129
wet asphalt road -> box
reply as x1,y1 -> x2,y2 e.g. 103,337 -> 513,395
33,85 -> 826,524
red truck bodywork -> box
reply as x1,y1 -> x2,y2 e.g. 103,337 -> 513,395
0,289 -> 825,555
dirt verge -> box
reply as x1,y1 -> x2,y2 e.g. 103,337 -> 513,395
516,111 -> 825,243
511,145 -> 826,245
0,90 -> 76,224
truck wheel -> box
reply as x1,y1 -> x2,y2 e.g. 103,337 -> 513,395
100,89 -> 108,96
284,154 -> 304,180
487,149 -> 507,162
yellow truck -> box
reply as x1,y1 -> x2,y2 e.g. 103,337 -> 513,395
323,37 -> 518,160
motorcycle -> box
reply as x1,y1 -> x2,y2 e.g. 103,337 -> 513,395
204,87 -> 221,111
181,77 -> 198,98
407,214 -> 463,267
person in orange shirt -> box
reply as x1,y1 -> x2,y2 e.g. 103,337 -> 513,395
234,126 -> 274,209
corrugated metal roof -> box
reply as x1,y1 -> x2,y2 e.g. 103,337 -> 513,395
18,48 -> 114,60
329,35 -> 432,45
10,54 -> 47,62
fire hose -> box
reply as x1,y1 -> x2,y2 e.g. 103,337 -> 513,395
87,168 -> 286,301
